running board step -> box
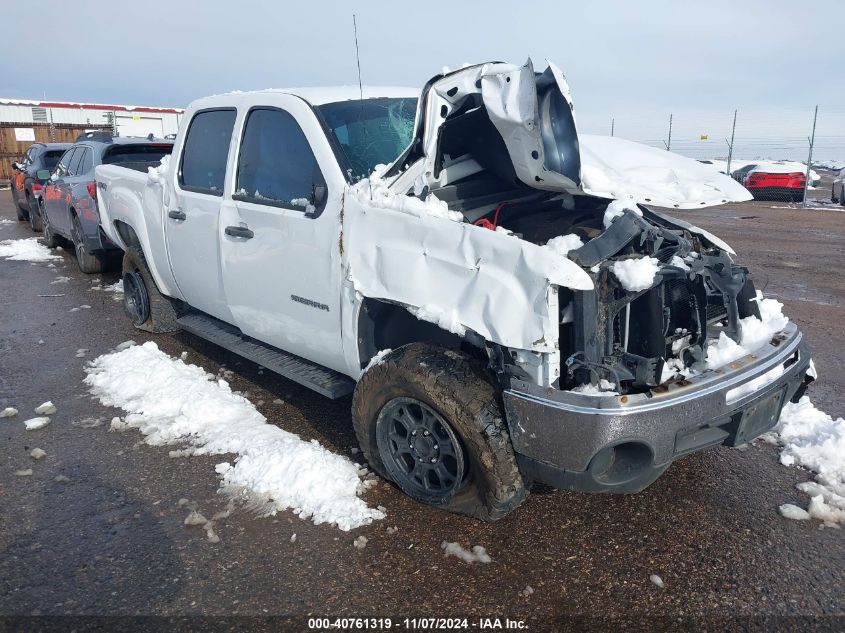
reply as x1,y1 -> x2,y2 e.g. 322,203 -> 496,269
176,313 -> 355,399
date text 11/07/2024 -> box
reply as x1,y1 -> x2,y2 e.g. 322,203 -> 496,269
306,617 -> 528,630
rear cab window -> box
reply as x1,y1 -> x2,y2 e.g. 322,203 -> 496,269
233,107 -> 326,214
103,144 -> 173,173
178,109 -> 237,196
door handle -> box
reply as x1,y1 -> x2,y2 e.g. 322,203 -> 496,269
168,208 -> 186,221
224,225 -> 254,239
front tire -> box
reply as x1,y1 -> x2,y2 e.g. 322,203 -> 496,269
71,215 -> 104,274
352,343 -> 527,521
122,247 -> 179,333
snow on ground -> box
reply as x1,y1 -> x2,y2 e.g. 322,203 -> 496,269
813,159 -> 844,171
770,397 -> 845,527
349,164 -> 463,222
441,541 -> 492,564
83,341 -> 383,531
610,256 -> 660,292
0,218 -> 15,226
0,238 -> 62,262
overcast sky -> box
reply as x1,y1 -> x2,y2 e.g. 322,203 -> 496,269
4,0 -> 843,158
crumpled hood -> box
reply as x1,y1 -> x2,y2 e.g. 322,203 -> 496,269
579,135 -> 752,208
389,58 -> 751,209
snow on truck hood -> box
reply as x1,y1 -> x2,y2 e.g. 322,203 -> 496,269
390,58 -> 751,209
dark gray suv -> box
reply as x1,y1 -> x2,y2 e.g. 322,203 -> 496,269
40,132 -> 173,273
9,142 -> 71,229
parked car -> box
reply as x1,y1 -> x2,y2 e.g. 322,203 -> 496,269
40,133 -> 173,273
9,142 -> 71,228
832,168 -> 845,206
741,164 -> 807,202
95,61 -> 812,520
730,163 -> 758,183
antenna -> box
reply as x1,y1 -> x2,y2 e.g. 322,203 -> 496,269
352,14 -> 364,103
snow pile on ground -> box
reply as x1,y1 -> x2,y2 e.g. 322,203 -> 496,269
579,135 -> 752,209
813,159 -> 844,171
84,341 -> 384,530
771,397 -> 845,527
441,541 -> 492,564
147,155 -> 170,185
544,234 -> 584,258
0,218 -> 14,226
0,238 -> 62,262
350,164 -> 463,222
602,199 -> 643,229
610,256 -> 660,292
410,304 -> 466,336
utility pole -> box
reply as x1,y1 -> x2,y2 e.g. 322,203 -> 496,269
611,118 -> 615,137
725,109 -> 737,175
664,114 -> 673,151
803,105 -> 818,208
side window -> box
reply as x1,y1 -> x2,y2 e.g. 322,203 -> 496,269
68,147 -> 85,176
179,109 -> 236,196
234,108 -> 325,212
56,148 -> 77,177
77,149 -> 94,176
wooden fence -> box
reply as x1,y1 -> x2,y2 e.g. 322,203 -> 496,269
0,122 -> 111,183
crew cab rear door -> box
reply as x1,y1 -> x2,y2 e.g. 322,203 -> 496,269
166,108 -> 237,323
218,94 -> 347,372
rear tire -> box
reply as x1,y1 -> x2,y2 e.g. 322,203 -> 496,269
15,198 -> 27,221
121,247 -> 179,333
840,184 -> 845,207
71,215 -> 104,274
41,201 -> 61,249
352,343 -> 527,521
28,194 -> 43,232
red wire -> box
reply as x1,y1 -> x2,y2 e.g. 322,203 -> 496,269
474,201 -> 510,231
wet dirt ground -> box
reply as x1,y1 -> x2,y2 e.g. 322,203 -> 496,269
1,180 -> 843,631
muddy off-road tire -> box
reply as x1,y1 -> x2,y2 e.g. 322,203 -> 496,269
122,247 -> 179,333
352,343 -> 527,521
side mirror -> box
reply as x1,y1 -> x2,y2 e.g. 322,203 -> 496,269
36,169 -> 51,180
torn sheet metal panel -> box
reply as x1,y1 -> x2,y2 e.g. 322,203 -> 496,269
580,134 -> 753,209
342,193 -> 592,352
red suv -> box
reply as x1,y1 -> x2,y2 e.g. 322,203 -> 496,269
743,168 -> 806,202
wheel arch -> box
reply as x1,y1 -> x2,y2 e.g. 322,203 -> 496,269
356,297 -> 486,373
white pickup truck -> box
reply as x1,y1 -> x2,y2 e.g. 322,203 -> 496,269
95,60 -> 813,520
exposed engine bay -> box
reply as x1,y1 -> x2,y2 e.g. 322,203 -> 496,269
435,190 -> 761,396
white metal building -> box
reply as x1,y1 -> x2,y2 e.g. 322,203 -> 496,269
0,98 -> 184,138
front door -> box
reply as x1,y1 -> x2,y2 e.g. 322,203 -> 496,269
165,108 -> 237,323
219,98 -> 345,372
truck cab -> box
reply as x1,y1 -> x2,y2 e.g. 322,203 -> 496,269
95,60 -> 814,520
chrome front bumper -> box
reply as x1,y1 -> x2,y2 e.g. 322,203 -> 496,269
503,322 -> 811,492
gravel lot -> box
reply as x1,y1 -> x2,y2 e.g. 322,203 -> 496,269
0,178 -> 843,630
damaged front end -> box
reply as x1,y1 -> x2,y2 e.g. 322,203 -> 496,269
562,207 -> 759,394
344,58 -> 812,494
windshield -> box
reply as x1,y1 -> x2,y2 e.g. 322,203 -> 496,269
317,97 -> 418,182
